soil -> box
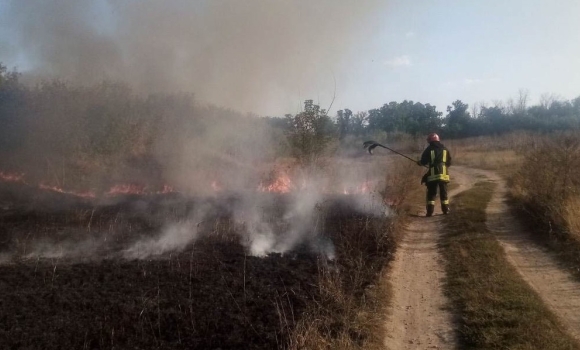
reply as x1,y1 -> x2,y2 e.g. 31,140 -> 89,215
384,165 -> 580,348
383,166 -> 473,349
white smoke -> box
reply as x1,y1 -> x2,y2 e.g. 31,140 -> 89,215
232,162 -> 388,258
1,0 -> 387,116
24,233 -> 106,260
0,252 -> 13,264
1,158 -> 389,263
122,220 -> 198,259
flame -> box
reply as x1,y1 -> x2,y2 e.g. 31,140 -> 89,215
106,184 -> 146,196
105,184 -> 175,196
0,169 -> 176,198
157,184 -> 175,194
342,181 -> 372,195
211,181 -> 222,192
39,184 -> 96,198
258,173 -> 293,193
0,171 -> 25,183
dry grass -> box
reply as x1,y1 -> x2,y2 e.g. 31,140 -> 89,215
508,131 -> 580,279
445,132 -> 534,176
287,157 -> 420,349
442,181 -> 580,349
289,266 -> 391,350
453,149 -> 522,173
562,195 -> 580,242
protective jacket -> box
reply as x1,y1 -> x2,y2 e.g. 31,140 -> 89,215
419,141 -> 451,183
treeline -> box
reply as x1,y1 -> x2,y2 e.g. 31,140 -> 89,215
268,93 -> 580,140
2,62 -> 580,187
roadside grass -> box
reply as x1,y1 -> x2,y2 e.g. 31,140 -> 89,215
288,158 -> 421,349
508,132 -> 580,281
453,150 -> 522,175
446,132 -> 530,177
441,181 -> 580,349
508,190 -> 580,282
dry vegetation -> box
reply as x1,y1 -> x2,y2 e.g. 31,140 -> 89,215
445,132 -> 532,175
3,65 -> 579,348
289,158 -> 420,349
448,130 -> 580,279
0,156 -> 419,349
442,181 -> 580,349
508,132 -> 580,279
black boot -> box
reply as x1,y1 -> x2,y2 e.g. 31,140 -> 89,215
426,205 -> 434,217
442,204 -> 449,215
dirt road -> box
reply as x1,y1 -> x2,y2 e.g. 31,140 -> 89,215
384,166 -> 580,348
383,166 -> 473,349
484,170 -> 580,342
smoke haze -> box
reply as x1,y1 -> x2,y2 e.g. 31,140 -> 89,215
2,0 -> 387,115
0,0 -> 393,262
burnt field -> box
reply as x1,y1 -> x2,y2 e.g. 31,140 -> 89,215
0,181 -> 396,349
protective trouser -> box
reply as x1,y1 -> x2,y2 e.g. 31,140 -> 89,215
426,180 -> 449,216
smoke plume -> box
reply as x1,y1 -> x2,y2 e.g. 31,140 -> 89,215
2,0 -> 387,115
0,0 -> 393,262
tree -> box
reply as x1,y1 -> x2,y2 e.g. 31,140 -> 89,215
0,63 -> 25,152
336,108 -> 352,140
285,100 -> 335,165
349,111 -> 368,136
366,100 -> 442,135
0,63 -> 20,89
478,106 -> 509,134
444,100 -> 471,138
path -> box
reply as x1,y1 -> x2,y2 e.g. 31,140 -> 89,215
384,165 -> 580,348
484,170 -> 580,342
383,166 -> 474,349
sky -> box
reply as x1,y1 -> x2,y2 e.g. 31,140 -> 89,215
1,0 -> 579,116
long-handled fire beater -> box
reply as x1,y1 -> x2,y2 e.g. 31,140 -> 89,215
363,140 -> 427,167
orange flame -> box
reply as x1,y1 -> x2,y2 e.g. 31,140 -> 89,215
156,185 -> 175,194
39,184 -> 96,198
105,184 -> 175,196
342,181 -> 372,195
106,184 -> 146,196
211,181 -> 222,192
0,171 -> 25,183
1,169 -> 177,198
258,173 -> 293,193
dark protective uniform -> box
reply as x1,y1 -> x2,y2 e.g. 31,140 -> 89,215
419,141 -> 452,216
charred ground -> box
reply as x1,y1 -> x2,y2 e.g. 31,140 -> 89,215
0,181 -> 395,349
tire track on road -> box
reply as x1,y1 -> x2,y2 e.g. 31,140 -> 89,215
484,170 -> 580,342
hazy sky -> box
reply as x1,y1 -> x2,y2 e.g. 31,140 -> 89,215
1,0 -> 579,116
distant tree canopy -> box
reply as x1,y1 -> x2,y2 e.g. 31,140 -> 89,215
364,95 -> 580,139
270,94 -> 580,140
0,63 -> 25,152
367,100 -> 443,136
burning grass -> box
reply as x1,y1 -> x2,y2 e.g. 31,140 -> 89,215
0,159 -> 402,349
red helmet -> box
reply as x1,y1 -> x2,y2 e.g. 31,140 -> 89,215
427,133 -> 440,142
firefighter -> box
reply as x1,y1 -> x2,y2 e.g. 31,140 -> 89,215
417,133 -> 451,217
